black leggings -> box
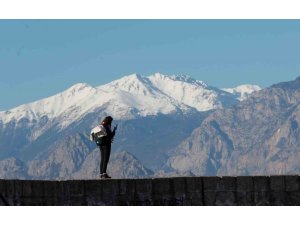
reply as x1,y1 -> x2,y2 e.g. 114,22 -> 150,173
99,144 -> 111,174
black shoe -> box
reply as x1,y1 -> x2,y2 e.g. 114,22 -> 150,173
102,173 -> 111,179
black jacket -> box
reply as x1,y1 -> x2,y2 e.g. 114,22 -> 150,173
101,124 -> 116,145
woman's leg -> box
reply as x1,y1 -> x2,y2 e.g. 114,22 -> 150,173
102,144 -> 111,174
99,146 -> 105,174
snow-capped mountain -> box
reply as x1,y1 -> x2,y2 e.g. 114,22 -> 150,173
0,72 -> 261,179
0,73 -> 242,129
222,84 -> 261,101
148,73 -> 238,111
0,83 -> 99,135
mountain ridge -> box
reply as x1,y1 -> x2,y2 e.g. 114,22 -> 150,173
168,76 -> 300,176
0,72 -> 264,179
0,73 -> 260,125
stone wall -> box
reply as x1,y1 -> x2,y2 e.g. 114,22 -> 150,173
0,176 -> 299,206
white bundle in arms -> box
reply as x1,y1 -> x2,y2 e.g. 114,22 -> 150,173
90,125 -> 107,141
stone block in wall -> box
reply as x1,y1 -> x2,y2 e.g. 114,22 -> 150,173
0,180 -> 13,206
20,196 -> 35,206
101,179 -> 120,205
253,176 -> 270,192
4,180 -> 17,206
202,177 -> 221,206
0,196 -> 8,206
236,176 -> 270,206
203,177 -> 237,206
43,181 -> 58,206
68,180 -> 85,205
203,177 -> 221,191
152,178 -> 172,206
285,191 -> 300,206
218,177 -> 236,191
237,176 -> 253,192
13,180 -> 22,203
84,180 -> 104,206
285,176 -> 299,192
118,179 -> 136,206
43,181 -> 57,197
84,180 -> 102,197
254,192 -> 270,206
135,179 -> 153,206
21,180 -> 32,196
20,180 -> 33,206
185,177 -> 203,206
4,180 -> 15,197
270,176 -> 285,191
270,191 -> 286,206
215,191 -> 236,206
253,176 -> 271,205
64,180 -> 90,206
69,181 -> 84,196
0,180 -> 8,206
171,177 -> 187,206
0,180 -> 5,194
203,191 -> 217,206
56,181 -> 70,206
236,192 -> 254,206
15,180 -> 45,206
31,180 -> 44,198
21,180 -> 48,206
284,176 -> 300,206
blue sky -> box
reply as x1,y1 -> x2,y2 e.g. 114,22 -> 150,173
1,20 -> 300,110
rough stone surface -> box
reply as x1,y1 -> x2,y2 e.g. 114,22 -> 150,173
285,176 -> 299,192
0,175 -> 299,206
270,176 -> 285,191
185,177 -> 203,205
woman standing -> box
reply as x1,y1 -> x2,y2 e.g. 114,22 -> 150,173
99,116 -> 117,179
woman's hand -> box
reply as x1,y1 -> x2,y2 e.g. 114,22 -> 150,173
113,124 -> 118,132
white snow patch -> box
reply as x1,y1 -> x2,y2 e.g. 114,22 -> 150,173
222,84 -> 261,101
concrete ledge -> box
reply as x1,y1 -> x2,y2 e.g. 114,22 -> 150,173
0,176 -> 299,206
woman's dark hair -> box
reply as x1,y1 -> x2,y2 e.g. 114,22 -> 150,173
101,116 -> 113,125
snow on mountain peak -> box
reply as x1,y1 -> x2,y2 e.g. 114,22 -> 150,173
96,73 -> 191,119
0,82 -> 97,126
0,73 -> 260,131
149,72 -> 207,87
62,83 -> 96,99
222,84 -> 262,101
148,73 -> 225,111
67,83 -> 93,92
99,72 -> 220,112
98,73 -> 155,96
100,73 -> 141,88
